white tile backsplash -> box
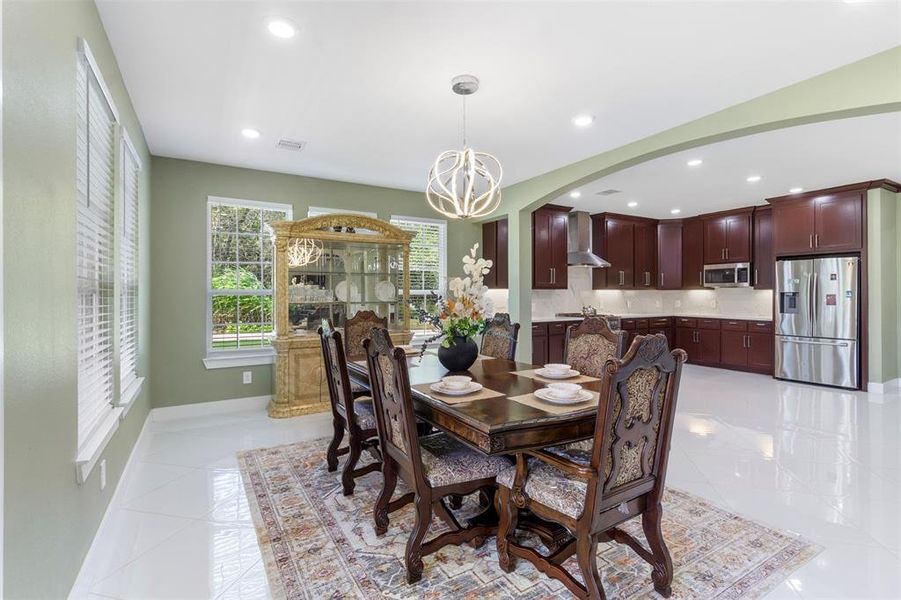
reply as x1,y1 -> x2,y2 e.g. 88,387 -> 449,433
486,266 -> 773,320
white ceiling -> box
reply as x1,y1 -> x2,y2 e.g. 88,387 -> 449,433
96,1 -> 901,192
559,112 -> 901,219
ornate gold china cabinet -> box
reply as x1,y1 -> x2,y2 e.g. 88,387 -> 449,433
268,214 -> 414,418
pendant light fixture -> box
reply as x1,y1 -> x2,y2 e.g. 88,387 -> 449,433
426,75 -> 502,220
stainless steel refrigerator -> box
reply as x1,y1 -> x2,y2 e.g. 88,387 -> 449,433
775,256 -> 860,389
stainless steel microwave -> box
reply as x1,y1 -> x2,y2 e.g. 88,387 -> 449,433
703,263 -> 751,288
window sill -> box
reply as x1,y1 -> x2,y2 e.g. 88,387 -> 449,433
203,350 -> 275,370
76,407 -> 124,484
118,376 -> 145,420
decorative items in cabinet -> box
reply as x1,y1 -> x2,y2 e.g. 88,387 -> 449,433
268,214 -> 415,418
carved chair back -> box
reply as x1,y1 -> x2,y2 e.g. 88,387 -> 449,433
480,313 -> 521,360
585,334 -> 686,526
345,310 -> 388,360
563,317 -> 628,376
364,328 -> 427,484
318,319 -> 357,420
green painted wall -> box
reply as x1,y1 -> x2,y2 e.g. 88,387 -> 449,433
150,157 -> 479,408
867,187 -> 901,385
2,1 -> 152,597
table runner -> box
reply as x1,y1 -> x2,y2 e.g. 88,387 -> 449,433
508,390 -> 599,415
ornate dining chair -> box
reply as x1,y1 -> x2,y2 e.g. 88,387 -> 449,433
564,316 -> 628,378
479,313 -> 521,360
318,321 -> 381,496
344,309 -> 388,360
364,327 -> 510,584
496,334 -> 687,600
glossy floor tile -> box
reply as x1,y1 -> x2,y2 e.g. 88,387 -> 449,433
71,367 -> 901,599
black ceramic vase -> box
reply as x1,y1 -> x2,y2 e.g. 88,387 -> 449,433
437,336 -> 479,372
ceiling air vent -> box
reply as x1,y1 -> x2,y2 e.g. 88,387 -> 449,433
276,138 -> 307,152
596,189 -> 622,196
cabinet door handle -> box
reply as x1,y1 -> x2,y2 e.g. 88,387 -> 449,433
815,234 -> 819,248
725,247 -> 729,260
645,272 -> 650,286
754,268 -> 758,286
550,267 -> 555,284
809,234 -> 813,248
619,270 -> 625,286
660,272 -> 664,287
699,271 -> 703,287
721,248 -> 725,260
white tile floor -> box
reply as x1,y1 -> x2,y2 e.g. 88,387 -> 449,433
71,366 -> 901,599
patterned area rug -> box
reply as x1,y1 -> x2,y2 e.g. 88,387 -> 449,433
237,439 -> 819,599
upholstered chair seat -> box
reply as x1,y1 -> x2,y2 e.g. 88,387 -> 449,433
419,433 -> 511,488
497,459 -> 587,519
479,313 -> 521,360
351,398 -> 377,431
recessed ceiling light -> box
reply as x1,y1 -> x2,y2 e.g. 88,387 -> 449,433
241,128 -> 261,139
789,187 -> 804,194
687,159 -> 703,167
746,175 -> 762,183
569,190 -> 581,199
627,201 -> 638,208
572,114 -> 595,127
670,208 -> 681,215
267,18 -> 297,39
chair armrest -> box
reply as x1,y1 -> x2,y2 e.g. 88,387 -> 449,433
524,449 -> 594,481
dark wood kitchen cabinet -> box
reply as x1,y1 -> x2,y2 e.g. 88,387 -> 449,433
634,221 -> 657,288
532,205 -> 569,289
481,217 -> 508,289
753,207 -> 774,289
657,222 -> 682,290
682,219 -> 705,289
531,322 -> 548,366
719,319 -> 774,374
703,209 -> 752,264
595,216 -> 634,288
531,320 -> 574,365
648,317 -> 674,349
771,190 -> 864,255
675,318 -> 721,365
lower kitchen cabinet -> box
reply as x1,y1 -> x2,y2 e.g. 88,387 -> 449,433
531,321 -> 573,365
531,323 -> 548,365
675,318 -> 721,365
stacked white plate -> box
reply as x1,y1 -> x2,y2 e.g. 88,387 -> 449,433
430,381 -> 483,396
534,382 -> 593,405
535,363 -> 580,379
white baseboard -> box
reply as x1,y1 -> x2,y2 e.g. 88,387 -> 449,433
867,378 -> 901,394
150,394 -> 272,422
68,410 -> 152,599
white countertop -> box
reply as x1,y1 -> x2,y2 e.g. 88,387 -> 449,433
532,312 -> 772,323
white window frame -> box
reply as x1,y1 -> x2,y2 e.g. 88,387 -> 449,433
117,131 -> 144,412
75,39 -> 134,483
203,196 -> 292,369
389,215 -> 448,345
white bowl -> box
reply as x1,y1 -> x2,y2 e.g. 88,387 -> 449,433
442,376 -> 472,390
543,363 -> 571,374
547,382 -> 582,399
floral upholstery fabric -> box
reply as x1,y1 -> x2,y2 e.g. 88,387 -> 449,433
344,312 -> 387,360
480,315 -> 517,360
497,459 -> 587,519
376,354 -> 408,454
350,398 -> 377,431
566,335 -> 618,378
419,433 -> 511,488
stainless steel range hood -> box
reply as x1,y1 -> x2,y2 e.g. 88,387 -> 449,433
567,211 -> 610,268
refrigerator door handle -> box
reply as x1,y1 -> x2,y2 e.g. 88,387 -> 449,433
812,271 -> 818,335
781,338 -> 850,348
807,272 -> 815,337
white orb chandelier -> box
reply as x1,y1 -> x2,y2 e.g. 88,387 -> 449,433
426,75 -> 502,220
286,237 -> 322,267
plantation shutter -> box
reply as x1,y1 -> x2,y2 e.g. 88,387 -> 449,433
120,144 -> 140,394
389,217 -> 447,295
76,52 -> 118,449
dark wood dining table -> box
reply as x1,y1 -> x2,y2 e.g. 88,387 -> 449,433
346,353 -> 601,456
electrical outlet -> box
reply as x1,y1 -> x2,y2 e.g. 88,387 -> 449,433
100,459 -> 107,491
243,371 -> 252,385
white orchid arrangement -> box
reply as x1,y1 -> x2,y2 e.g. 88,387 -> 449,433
415,243 -> 494,348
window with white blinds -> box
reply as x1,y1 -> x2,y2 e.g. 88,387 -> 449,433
119,141 -> 140,395
389,216 -> 447,335
76,49 -> 118,451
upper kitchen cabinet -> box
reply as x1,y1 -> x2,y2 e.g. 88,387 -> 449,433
591,214 -> 656,289
703,209 -> 752,263
753,206 -> 774,289
682,218 -> 705,289
481,217 -> 508,289
771,188 -> 864,255
532,205 -> 570,289
657,221 -> 682,290
634,221 -> 657,288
